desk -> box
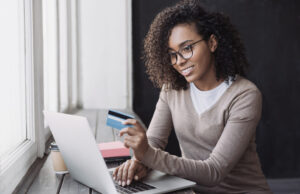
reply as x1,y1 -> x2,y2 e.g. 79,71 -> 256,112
21,109 -> 195,194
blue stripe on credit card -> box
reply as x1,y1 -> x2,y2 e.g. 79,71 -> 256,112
106,110 -> 134,130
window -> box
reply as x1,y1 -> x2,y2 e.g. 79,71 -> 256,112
0,0 -> 26,159
0,0 -> 44,193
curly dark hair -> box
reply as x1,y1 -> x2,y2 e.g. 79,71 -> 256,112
143,0 -> 249,90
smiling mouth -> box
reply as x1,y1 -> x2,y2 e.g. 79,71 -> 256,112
181,65 -> 194,76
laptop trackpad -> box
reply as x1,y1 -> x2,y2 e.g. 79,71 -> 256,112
143,170 -> 195,189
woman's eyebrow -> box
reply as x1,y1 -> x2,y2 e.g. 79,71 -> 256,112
168,40 -> 193,51
179,40 -> 193,47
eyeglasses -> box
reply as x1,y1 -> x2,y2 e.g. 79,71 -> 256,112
168,39 -> 204,65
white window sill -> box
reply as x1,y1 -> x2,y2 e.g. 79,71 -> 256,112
0,140 -> 37,194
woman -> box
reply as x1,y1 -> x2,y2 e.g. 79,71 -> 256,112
113,0 -> 271,193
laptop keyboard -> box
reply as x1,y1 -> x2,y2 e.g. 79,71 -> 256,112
110,172 -> 156,194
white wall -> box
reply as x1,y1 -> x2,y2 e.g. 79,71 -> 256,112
78,0 -> 132,109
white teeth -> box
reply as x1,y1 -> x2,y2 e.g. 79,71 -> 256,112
182,66 -> 193,74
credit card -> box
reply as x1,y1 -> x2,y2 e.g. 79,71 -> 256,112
106,110 -> 135,130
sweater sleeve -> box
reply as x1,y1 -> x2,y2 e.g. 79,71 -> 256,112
146,88 -> 173,150
141,89 -> 262,186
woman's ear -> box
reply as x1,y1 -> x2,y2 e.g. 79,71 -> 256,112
208,34 -> 218,52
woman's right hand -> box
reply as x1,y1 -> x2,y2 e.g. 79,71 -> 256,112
113,158 -> 149,186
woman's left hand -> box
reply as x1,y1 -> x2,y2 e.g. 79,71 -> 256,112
120,119 -> 149,161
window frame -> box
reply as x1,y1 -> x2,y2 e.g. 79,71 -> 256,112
0,0 -> 44,193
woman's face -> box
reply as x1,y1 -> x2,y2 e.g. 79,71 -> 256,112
168,23 -> 217,85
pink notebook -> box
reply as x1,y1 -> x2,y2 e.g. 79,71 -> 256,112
98,141 -> 130,158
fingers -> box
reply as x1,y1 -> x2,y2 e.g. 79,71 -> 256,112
120,160 -> 131,186
121,119 -> 143,132
123,137 -> 135,149
126,159 -> 138,185
113,159 -> 149,186
119,127 -> 136,137
121,127 -> 149,161
113,159 -> 136,186
113,166 -> 119,180
114,160 -> 131,186
116,163 -> 125,185
122,119 -> 140,126
134,163 -> 148,181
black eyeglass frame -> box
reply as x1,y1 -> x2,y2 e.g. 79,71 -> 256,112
168,39 -> 204,65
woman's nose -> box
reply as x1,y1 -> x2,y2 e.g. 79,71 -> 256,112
176,54 -> 187,66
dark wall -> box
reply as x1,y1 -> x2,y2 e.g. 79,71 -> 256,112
132,0 -> 300,178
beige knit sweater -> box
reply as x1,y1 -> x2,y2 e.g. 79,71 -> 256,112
141,76 -> 271,194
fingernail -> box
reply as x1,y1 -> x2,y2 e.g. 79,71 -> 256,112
122,181 -> 125,186
127,180 -> 130,185
134,175 -> 138,180
118,180 -> 121,185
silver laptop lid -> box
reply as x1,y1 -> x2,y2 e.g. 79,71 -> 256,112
44,111 -> 118,194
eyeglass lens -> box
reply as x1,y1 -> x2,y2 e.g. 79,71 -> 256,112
170,46 -> 193,65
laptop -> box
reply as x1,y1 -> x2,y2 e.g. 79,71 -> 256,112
44,111 -> 196,194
